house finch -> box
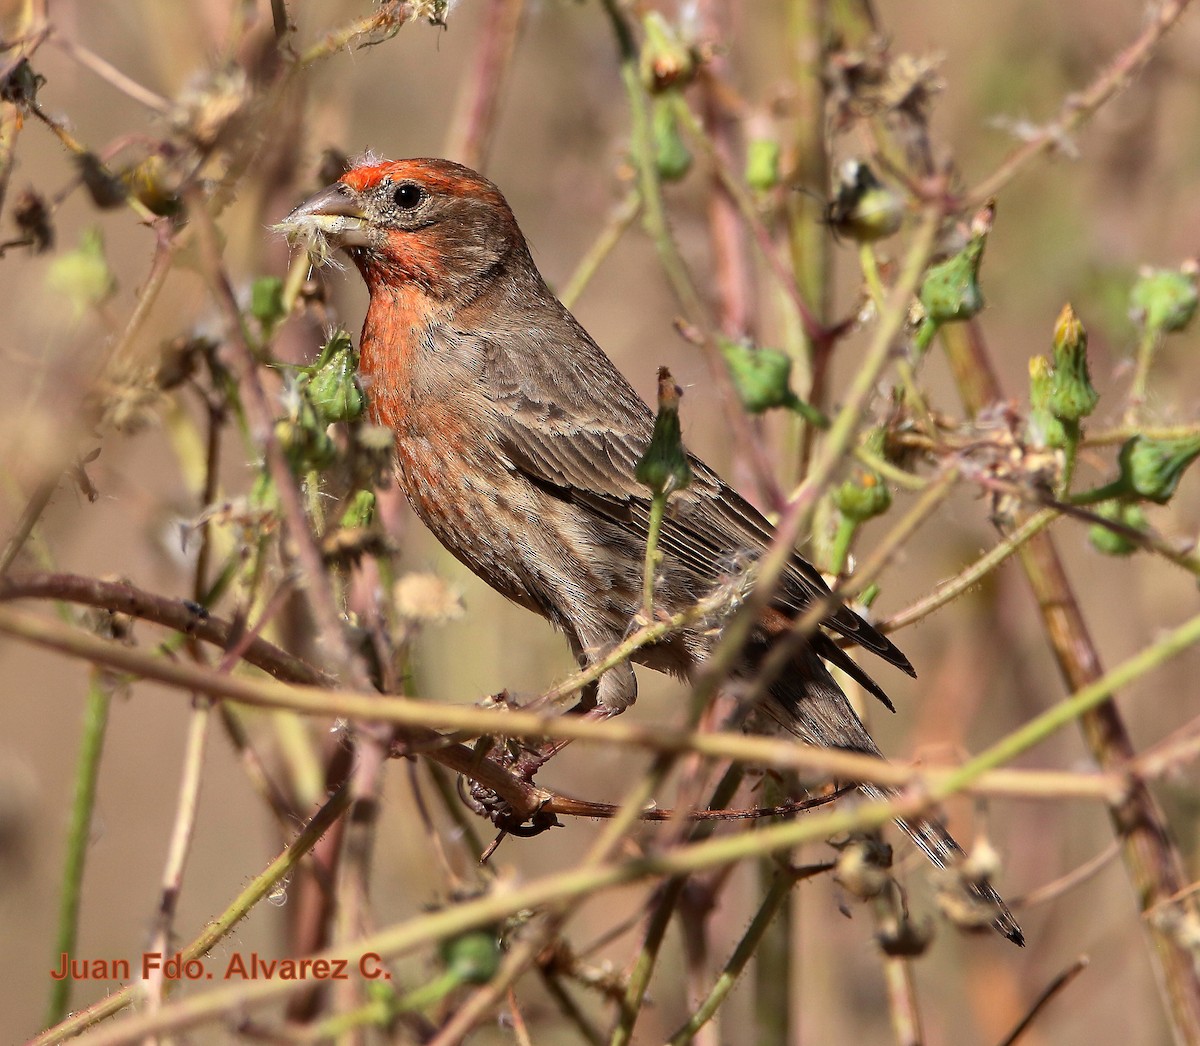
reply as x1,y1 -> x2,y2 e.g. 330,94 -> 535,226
280,157 -> 1023,946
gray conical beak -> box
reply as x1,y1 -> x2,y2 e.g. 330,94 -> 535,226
276,183 -> 375,254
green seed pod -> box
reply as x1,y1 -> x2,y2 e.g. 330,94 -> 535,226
440,931 -> 501,986
1117,433 -> 1200,504
640,12 -> 696,93
1130,264 -> 1199,335
1088,500 -> 1147,557
1026,355 -> 1069,449
834,469 -> 892,522
834,429 -> 892,522
47,227 -> 117,320
1048,303 -> 1099,422
339,490 -> 376,530
720,338 -> 793,413
635,367 -> 693,495
828,161 -> 903,243
307,332 -> 364,423
275,393 -> 336,472
746,138 -> 781,192
918,203 -> 993,328
652,96 -> 692,182
919,243 -> 984,325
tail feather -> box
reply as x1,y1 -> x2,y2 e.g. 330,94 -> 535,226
859,782 -> 1025,946
757,644 -> 1024,946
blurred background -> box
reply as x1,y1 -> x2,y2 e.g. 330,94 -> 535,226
2,1 -> 1200,1043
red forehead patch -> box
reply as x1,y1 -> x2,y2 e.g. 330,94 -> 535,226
339,158 -> 505,208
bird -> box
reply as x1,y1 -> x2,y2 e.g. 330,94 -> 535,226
278,156 -> 1023,945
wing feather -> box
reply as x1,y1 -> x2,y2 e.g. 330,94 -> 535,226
474,327 -> 912,678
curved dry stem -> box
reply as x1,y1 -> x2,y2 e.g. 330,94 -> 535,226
967,0 -> 1194,204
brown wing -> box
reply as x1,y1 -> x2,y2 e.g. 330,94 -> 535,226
473,320 -> 913,681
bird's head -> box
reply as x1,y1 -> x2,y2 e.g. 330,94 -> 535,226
278,157 -> 526,301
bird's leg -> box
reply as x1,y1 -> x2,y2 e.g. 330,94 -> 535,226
511,655 -> 636,780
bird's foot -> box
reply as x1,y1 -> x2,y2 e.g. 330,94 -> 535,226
459,776 -> 561,837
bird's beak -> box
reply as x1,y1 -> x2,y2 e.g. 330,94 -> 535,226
276,182 -> 376,254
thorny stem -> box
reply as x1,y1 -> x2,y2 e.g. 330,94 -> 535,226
0,602 -> 1147,804
438,742 -> 693,1042
49,31 -> 171,112
444,0 -> 527,170
880,945 -> 924,1046
666,863 -> 825,1045
996,957 -> 1090,1046
425,935 -> 542,1045
966,0 -> 1195,205
610,767 -> 744,1046
939,319 -> 1200,1044
674,100 -> 824,343
0,222 -> 177,578
860,244 -> 935,427
738,467 -> 960,717
188,188 -> 369,690
294,4 -> 414,67
684,207 -> 941,717
881,508 -> 1058,633
0,4 -> 49,219
48,711 -> 1148,1046
691,1 -> 754,341
0,571 -> 333,684
828,513 -> 858,576
1086,422 -> 1200,447
0,474 -> 59,577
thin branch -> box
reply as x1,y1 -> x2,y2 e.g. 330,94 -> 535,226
880,509 -> 1058,634
995,957 -> 1089,1046
967,0 -> 1194,204
0,572 -> 332,685
0,602 -> 1145,803
188,187 -> 370,690
49,32 -> 171,112
31,784 -> 354,1045
144,698 -> 213,1013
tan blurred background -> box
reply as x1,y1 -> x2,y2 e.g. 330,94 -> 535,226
2,1 -> 1200,1043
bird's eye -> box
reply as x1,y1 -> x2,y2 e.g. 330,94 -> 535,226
393,182 -> 424,209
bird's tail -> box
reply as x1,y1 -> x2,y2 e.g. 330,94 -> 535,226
857,781 -> 1025,946
754,643 -> 1024,946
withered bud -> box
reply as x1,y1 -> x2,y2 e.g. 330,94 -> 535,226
12,190 -> 53,253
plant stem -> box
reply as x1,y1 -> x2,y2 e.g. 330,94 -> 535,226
1127,326 -> 1160,419
641,490 -> 667,619
939,319 -> 1200,1045
34,784 -> 353,1044
667,864 -> 814,1045
44,671 -> 112,1029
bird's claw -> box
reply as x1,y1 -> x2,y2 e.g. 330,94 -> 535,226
461,778 -> 561,836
